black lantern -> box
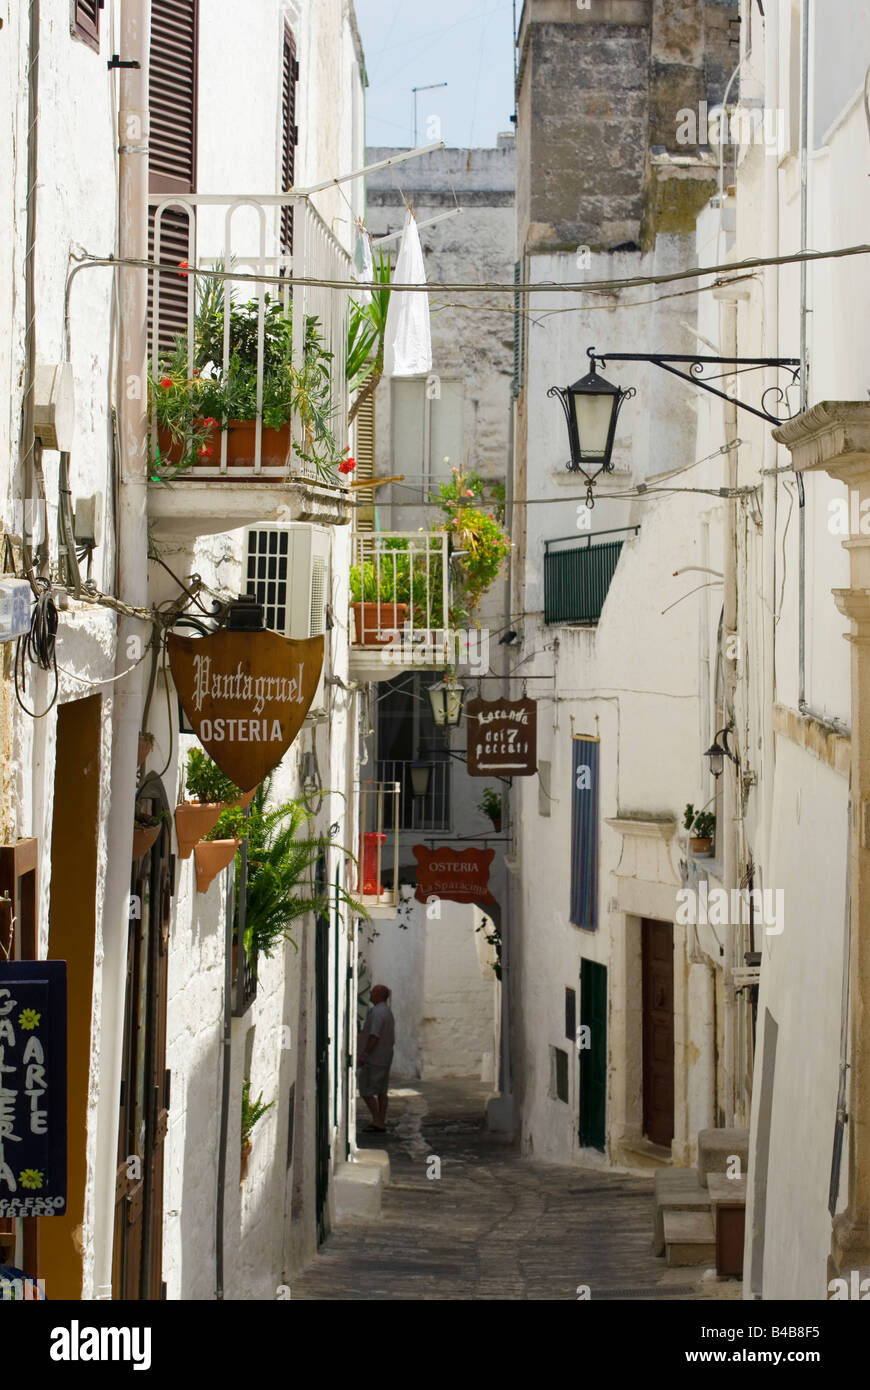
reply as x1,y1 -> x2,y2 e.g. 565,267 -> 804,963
427,676 -> 465,727
705,727 -> 737,779
409,760 -> 432,799
547,356 -> 634,475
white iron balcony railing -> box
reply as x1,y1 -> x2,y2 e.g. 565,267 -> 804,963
148,194 -> 350,482
350,531 -> 450,650
357,781 -> 401,913
374,759 -> 451,832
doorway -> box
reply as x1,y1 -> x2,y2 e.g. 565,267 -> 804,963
112,774 -> 171,1300
314,855 -> 330,1245
641,918 -> 674,1147
579,960 -> 607,1151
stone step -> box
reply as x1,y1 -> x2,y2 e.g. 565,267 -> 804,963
664,1210 -> 716,1267
652,1168 -> 710,1256
697,1127 -> 749,1184
707,1171 -> 747,1209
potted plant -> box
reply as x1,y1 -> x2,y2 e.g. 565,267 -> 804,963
132,810 -> 169,861
684,803 -> 716,856
432,466 -> 511,622
239,1078 -> 273,1184
478,787 -> 503,833
174,749 -> 256,859
349,553 -> 409,647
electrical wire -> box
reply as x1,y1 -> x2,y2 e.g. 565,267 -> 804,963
14,581 -> 58,717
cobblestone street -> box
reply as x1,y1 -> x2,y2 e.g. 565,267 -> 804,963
292,1081 -> 733,1301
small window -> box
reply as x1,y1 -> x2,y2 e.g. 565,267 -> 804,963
72,0 -> 101,52
570,735 -> 599,931
550,1046 -> 569,1104
565,987 -> 576,1043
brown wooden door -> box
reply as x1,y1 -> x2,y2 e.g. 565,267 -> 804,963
112,780 -> 171,1299
642,919 -> 674,1147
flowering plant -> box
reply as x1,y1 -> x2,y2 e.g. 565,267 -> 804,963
432,466 -> 511,621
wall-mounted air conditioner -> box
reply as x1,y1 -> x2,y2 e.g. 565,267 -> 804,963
243,522 -> 331,715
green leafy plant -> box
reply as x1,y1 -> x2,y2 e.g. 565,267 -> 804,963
185,748 -> 243,806
432,466 -> 511,621
684,803 -> 715,839
240,1078 -> 273,1146
349,538 -> 446,623
134,809 -> 170,831
475,918 -> 502,981
478,788 -> 502,821
205,804 -> 249,841
346,251 -> 392,426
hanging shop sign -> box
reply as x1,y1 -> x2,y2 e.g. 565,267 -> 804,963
168,629 -> 324,790
412,846 -> 496,906
0,961 -> 67,1219
466,696 -> 537,776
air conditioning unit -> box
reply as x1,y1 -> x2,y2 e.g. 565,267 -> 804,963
243,522 -> 330,715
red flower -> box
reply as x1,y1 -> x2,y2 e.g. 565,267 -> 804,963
197,446 -> 213,458
465,489 -> 474,497
178,260 -> 189,277
201,416 -> 217,428
338,456 -> 357,475
160,376 -> 172,389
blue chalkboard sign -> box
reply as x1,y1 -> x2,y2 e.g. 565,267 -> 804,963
0,961 -> 67,1218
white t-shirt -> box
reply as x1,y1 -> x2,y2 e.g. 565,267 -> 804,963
361,1001 -> 395,1065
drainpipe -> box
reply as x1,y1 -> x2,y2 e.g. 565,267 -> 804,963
91,0 -> 151,1299
721,295 -> 740,1128
797,0 -> 810,710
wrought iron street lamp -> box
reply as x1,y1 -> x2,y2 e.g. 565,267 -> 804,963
547,363 -> 635,505
705,726 -> 738,779
409,760 -> 432,798
427,676 -> 465,727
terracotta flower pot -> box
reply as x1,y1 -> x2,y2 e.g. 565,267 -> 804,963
156,421 -> 220,470
194,838 -> 240,894
240,1136 -> 253,1185
174,788 -> 256,860
488,818 -> 502,835
351,601 -> 409,647
690,836 -> 714,856
132,824 -> 161,860
224,419 -> 291,468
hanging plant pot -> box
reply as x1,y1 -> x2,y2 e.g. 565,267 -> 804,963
194,839 -> 240,894
351,602 -> 409,647
488,817 -> 502,834
239,1136 -> 253,1185
689,836 -> 714,857
222,419 -> 292,469
175,788 -> 256,859
132,824 -> 161,860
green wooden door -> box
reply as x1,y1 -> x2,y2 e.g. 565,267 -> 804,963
314,856 -> 330,1245
579,960 -> 607,1151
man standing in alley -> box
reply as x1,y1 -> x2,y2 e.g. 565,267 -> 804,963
357,984 -> 395,1134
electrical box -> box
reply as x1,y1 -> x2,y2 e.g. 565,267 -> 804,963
73,493 -> 103,548
33,364 -> 75,451
0,578 -> 33,642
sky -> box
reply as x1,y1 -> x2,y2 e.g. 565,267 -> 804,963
355,0 -> 517,151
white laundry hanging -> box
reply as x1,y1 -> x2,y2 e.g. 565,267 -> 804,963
352,221 -> 375,304
383,209 -> 431,377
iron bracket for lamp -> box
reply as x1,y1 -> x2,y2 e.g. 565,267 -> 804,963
586,346 -> 801,425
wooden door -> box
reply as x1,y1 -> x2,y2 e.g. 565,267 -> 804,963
642,919 -> 674,1147
578,960 -> 607,1151
112,779 -> 171,1299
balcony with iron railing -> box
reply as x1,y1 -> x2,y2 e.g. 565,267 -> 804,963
349,530 -> 453,681
357,779 -> 401,917
373,758 -> 451,833
543,527 -> 639,625
145,193 -> 353,537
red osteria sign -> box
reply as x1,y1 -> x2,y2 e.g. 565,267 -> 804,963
412,846 -> 495,906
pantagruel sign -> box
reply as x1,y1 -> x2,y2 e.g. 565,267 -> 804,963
466,696 -> 537,776
168,629 -> 324,790
412,846 -> 495,906
0,961 -> 67,1218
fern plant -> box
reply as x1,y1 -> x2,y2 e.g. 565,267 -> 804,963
240,1079 -> 273,1145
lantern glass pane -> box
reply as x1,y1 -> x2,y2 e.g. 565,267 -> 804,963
572,390 -> 615,460
445,686 -> 463,724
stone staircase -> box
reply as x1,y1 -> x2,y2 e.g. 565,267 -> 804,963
653,1128 -> 748,1269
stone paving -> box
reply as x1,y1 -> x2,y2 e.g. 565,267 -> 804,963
292,1079 -> 741,1301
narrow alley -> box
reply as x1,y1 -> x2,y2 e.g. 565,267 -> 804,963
292,1082 -> 730,1302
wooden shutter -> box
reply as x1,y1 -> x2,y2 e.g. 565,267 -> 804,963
570,735 -> 599,930
353,392 -> 376,531
148,1 -> 198,358
73,1 -> 101,52
281,25 -> 299,254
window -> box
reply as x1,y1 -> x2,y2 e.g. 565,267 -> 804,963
565,986 -> 576,1043
550,1046 -> 569,1104
148,0 -> 199,357
391,378 -> 463,495
570,735 -> 599,931
281,25 -> 299,254
72,0 -> 101,52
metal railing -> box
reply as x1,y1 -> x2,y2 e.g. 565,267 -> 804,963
350,531 -> 450,646
357,781 -> 401,909
374,759 -> 451,831
544,526 -> 639,625
149,194 -> 350,480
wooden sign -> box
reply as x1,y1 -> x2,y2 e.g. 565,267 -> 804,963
0,961 -> 67,1219
168,629 -> 324,790
412,846 -> 496,906
466,696 -> 537,776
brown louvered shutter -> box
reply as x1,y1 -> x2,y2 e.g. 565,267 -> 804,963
73,1 -> 101,52
353,394 -> 376,532
281,26 -> 299,255
148,1 -> 199,359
